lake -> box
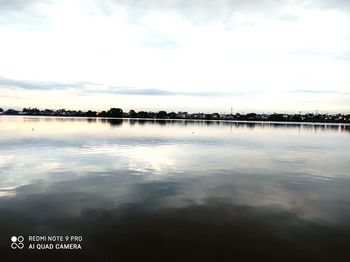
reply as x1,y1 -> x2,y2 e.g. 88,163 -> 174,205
0,116 -> 350,261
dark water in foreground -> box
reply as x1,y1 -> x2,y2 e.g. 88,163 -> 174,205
0,116 -> 350,261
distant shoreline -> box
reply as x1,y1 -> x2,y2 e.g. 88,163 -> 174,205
1,114 -> 350,125
1,107 -> 350,124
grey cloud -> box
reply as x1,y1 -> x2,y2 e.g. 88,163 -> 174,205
0,0 -> 292,28
0,76 -> 85,90
334,52 -> 350,61
0,0 -> 40,12
99,87 -> 248,97
0,0 -> 52,28
1,0 -> 349,30
142,32 -> 179,49
0,76 -> 251,97
307,0 -> 350,11
96,0 -> 297,24
82,86 -> 252,98
101,87 -> 174,96
0,0 -> 54,14
289,89 -> 350,95
94,0 -> 350,29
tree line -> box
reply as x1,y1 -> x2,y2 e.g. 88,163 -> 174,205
0,107 -> 350,123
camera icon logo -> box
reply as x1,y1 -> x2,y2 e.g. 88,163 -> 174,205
11,236 -> 24,249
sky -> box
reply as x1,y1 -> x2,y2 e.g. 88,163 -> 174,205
0,0 -> 350,113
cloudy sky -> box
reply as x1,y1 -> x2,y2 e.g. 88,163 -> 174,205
0,0 -> 350,113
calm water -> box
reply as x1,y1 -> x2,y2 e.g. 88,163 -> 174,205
1,116 -> 350,261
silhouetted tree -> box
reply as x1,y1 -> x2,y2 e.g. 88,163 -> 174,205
23,107 -> 40,115
148,112 -> 156,118
157,111 -> 167,119
212,113 -> 220,119
107,108 -> 123,118
292,115 -> 302,121
129,110 -> 137,118
99,111 -> 107,117
137,111 -> 149,118
268,114 -> 285,121
0,108 -> 3,113
86,110 -> 97,117
204,114 -> 212,120
5,109 -> 19,115
168,112 -> 177,119
246,113 -> 257,119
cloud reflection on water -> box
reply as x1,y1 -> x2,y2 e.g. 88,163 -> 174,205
0,117 -> 350,261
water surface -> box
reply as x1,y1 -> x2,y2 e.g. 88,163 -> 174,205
1,116 -> 350,261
